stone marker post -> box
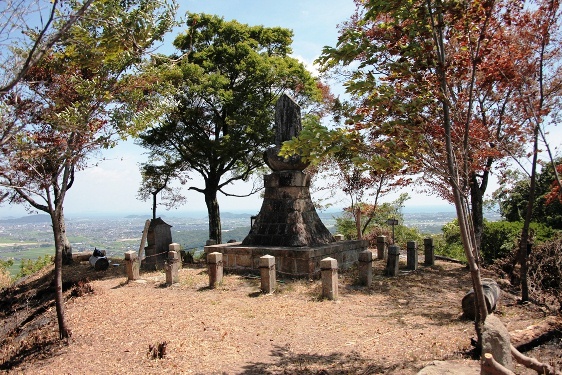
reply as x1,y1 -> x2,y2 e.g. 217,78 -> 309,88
358,250 -> 373,287
207,252 -> 223,288
334,234 -> 344,241
259,255 -> 276,294
321,257 -> 338,300
386,245 -> 400,276
376,236 -> 387,260
424,238 -> 435,266
165,246 -> 180,286
407,241 -> 418,270
124,250 -> 140,281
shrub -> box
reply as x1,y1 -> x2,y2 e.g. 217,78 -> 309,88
481,221 -> 555,264
0,258 -> 14,289
16,254 -> 54,279
528,235 -> 562,312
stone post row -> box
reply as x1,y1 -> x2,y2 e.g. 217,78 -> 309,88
321,257 -> 338,300
207,252 -> 223,288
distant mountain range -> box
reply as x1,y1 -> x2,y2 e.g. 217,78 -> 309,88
0,214 -> 51,224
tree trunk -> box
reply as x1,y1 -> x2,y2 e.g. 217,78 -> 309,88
470,172 -> 485,251
51,209 -> 71,339
519,125 -> 539,302
205,189 -> 222,244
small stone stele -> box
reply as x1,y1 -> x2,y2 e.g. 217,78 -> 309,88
124,250 -> 140,281
358,250 -> 373,287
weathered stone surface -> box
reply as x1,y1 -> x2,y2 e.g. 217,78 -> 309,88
417,360 -> 479,374
204,240 -> 367,278
321,257 -> 338,300
481,314 -> 513,373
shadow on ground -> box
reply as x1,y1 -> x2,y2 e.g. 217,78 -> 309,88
238,344 -> 414,374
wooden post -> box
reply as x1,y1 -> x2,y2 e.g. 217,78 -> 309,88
358,250 -> 373,287
207,252 -> 223,288
321,257 -> 338,300
424,238 -> 435,266
165,249 -> 180,286
386,245 -> 400,276
376,235 -> 387,260
124,250 -> 140,281
259,255 -> 276,294
407,241 -> 418,270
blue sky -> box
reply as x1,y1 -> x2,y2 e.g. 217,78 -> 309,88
2,0 -> 457,218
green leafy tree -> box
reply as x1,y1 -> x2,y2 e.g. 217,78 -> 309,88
283,0 -> 553,357
137,13 -> 324,243
496,161 -> 562,229
0,0 -> 177,339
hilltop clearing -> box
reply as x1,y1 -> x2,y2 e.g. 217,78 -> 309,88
0,258 -> 560,374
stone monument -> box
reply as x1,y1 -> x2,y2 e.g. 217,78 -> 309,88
204,94 -> 368,277
242,94 -> 334,247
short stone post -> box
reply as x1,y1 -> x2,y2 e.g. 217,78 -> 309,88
358,250 -> 373,287
407,241 -> 418,270
424,238 -> 435,266
334,234 -> 345,241
386,245 -> 400,276
207,252 -> 223,288
124,250 -> 140,281
165,248 -> 180,286
376,236 -> 387,260
321,257 -> 338,300
259,255 -> 276,294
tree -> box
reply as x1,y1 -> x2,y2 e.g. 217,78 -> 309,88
495,162 -> 562,230
137,13 -> 324,244
0,0 -> 177,339
283,0 -> 532,356
509,0 -> 562,302
0,0 -> 95,96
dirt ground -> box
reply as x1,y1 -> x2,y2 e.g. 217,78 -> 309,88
0,257 -> 560,374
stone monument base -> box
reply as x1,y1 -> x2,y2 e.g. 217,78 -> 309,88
204,240 -> 369,278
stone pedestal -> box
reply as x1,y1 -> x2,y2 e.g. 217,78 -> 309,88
205,239 -> 367,278
242,171 -> 334,247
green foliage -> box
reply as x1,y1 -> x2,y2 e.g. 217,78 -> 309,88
433,236 -> 468,263
481,221 -> 555,264
16,255 -> 53,279
438,218 -> 557,264
495,161 -> 562,229
0,258 -> 14,270
137,14 -> 322,242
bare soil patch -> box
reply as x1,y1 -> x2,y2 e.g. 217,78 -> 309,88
0,257 -> 560,374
